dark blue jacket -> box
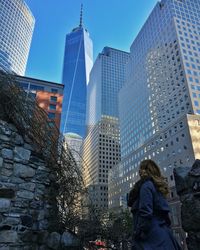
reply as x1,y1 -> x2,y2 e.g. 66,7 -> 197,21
131,180 -> 182,250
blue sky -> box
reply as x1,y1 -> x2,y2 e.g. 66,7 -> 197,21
25,0 -> 157,83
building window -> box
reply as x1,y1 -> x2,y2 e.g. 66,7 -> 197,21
51,88 -> 58,93
49,104 -> 56,110
30,84 -> 44,91
194,100 -> 199,107
48,113 -> 55,119
50,96 -> 57,102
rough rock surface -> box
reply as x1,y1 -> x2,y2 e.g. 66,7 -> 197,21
0,120 -> 80,249
174,159 -> 200,250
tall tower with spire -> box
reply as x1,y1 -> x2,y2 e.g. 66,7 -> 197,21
60,4 -> 93,137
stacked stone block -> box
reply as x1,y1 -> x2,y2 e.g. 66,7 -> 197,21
174,160 -> 200,250
0,120 -> 80,249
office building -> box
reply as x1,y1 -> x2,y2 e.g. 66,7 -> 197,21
82,47 -> 129,210
60,5 -> 93,137
0,0 -> 35,75
108,0 -> 200,246
16,75 -> 64,128
64,133 -> 83,165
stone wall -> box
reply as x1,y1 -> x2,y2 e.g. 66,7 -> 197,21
174,159 -> 200,250
0,120 -> 80,249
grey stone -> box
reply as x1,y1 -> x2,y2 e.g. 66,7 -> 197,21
0,123 -> 12,136
1,149 -> 13,160
0,230 -> 18,243
174,167 -> 191,195
14,163 -> 35,178
0,214 -> 3,224
8,123 -> 17,132
37,183 -> 46,190
0,246 -> 9,250
38,219 -> 48,230
19,230 -> 34,242
0,176 -> 10,183
38,165 -> 50,172
0,182 -> 16,189
30,156 -> 45,165
1,217 -> 20,226
0,135 -> 10,142
181,195 -> 200,232
3,162 -> 13,169
10,177 -> 24,184
47,232 -> 60,249
39,245 -> 47,250
32,222 -> 38,231
19,183 -> 35,192
30,200 -> 44,209
24,143 -> 34,151
189,159 -> 200,177
0,199 -> 10,212
0,121 -> 7,127
61,231 -> 80,247
14,200 -> 29,208
14,134 -> 24,146
0,168 -> 12,177
17,190 -> 34,200
25,246 -> 39,250
10,207 -> 27,214
3,213 -> 20,218
37,210 -> 45,220
35,172 -> 50,185
174,160 -> 200,250
0,158 -> 3,167
34,190 -> 44,199
14,147 -> 31,162
24,135 -> 33,144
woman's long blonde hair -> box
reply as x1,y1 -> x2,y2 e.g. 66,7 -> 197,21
139,159 -> 169,197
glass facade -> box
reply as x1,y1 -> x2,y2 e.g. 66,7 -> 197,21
0,0 -> 35,75
86,47 -> 130,128
60,26 -> 93,137
109,0 -> 200,247
82,47 -> 129,210
118,0 -> 200,158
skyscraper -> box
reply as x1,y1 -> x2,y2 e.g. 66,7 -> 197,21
108,0 -> 200,246
0,0 -> 35,75
82,47 -> 129,210
60,5 -> 93,137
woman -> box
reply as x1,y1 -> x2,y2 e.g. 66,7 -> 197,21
128,159 -> 182,250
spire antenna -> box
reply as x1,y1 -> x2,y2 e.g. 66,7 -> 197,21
79,4 -> 83,27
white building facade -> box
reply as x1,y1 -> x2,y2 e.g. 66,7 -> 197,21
0,0 -> 35,75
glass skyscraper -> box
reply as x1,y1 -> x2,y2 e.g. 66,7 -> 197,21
82,47 -> 129,210
108,0 -> 200,246
60,7 -> 93,137
86,47 -> 130,128
0,0 -> 35,75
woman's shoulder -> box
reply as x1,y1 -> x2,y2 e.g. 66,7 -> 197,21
140,178 -> 156,192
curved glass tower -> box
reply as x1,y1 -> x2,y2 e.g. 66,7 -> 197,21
0,0 -> 35,75
60,6 -> 93,137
